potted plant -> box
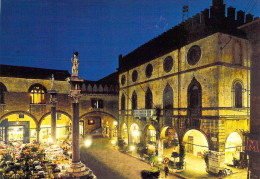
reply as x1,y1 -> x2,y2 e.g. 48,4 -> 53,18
202,151 -> 209,171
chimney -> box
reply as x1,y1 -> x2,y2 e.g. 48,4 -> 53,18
237,10 -> 245,25
227,6 -> 236,21
246,14 -> 254,23
212,0 -> 224,6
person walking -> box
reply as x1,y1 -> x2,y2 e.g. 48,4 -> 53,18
164,165 -> 169,178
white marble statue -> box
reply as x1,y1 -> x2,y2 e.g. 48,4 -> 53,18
50,74 -> 55,90
71,52 -> 79,76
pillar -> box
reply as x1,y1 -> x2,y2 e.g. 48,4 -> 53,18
51,105 -> 56,143
36,128 -> 40,143
72,102 -> 80,163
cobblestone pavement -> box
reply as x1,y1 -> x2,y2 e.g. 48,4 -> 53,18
80,137 -> 180,179
80,137 -> 248,179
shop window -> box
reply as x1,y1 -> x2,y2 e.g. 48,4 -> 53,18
234,82 -> 243,108
132,91 -> 137,110
0,82 -> 7,104
91,99 -> 103,108
188,77 -> 202,116
29,84 -> 47,104
121,94 -> 125,110
145,88 -> 153,109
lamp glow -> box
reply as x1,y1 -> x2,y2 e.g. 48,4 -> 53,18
113,121 -> 118,126
130,146 -> 135,151
111,140 -> 116,145
85,139 -> 92,147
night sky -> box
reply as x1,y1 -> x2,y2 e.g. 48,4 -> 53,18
0,0 -> 259,81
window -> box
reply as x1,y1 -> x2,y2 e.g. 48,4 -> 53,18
163,84 -> 173,116
132,91 -> 137,110
91,99 -> 104,108
121,94 -> 125,110
187,45 -> 201,65
234,82 -> 243,108
145,88 -> 153,109
57,113 -> 62,120
29,84 -> 46,104
163,56 -> 174,73
0,82 -> 7,104
145,64 -> 153,78
187,77 -> 202,116
121,75 -> 126,85
132,70 -> 138,82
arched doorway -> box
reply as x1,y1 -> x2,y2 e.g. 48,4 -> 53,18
129,123 -> 140,144
121,123 -> 128,144
0,113 -> 37,143
39,113 -> 71,142
160,127 -> 179,157
225,132 -> 242,165
183,129 -> 209,156
80,112 -> 118,139
145,125 -> 157,154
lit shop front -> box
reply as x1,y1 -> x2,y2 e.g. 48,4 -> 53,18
0,114 -> 37,143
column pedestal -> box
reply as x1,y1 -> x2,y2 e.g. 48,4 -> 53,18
65,161 -> 95,178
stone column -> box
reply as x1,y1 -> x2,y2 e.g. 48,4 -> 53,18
48,74 -> 58,143
51,105 -> 56,143
36,128 -> 40,143
72,102 -> 80,162
65,52 -> 95,178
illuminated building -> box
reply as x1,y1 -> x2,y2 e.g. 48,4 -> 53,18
118,0 -> 255,174
0,64 -> 118,143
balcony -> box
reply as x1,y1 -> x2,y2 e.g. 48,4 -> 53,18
29,104 -> 46,114
133,109 -> 155,118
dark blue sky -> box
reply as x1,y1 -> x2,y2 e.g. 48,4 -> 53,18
0,0 -> 259,80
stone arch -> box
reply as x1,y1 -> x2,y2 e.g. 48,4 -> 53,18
79,111 -> 118,122
0,82 -> 7,92
0,111 -> 39,128
182,129 -> 209,156
160,126 -> 179,157
0,82 -> 7,104
38,110 -> 72,126
224,132 -> 243,165
28,83 -> 47,93
129,123 -> 140,144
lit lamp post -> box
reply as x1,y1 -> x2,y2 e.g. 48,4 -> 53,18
65,52 -> 96,178
48,74 -> 57,143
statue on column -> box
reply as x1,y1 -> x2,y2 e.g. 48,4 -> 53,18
71,52 -> 79,77
50,74 -> 55,90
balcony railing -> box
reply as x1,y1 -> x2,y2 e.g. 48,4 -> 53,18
133,109 -> 155,118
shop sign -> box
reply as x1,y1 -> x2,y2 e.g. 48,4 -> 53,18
246,139 -> 259,152
163,157 -> 170,165
211,137 -> 217,142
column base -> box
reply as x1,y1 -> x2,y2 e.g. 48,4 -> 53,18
64,161 -> 96,179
